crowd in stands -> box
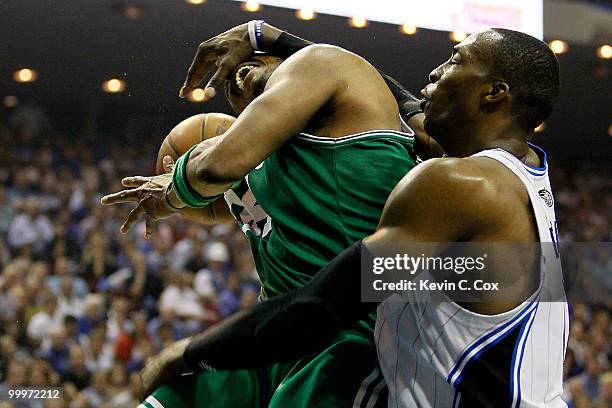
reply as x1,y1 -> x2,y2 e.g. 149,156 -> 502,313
0,104 -> 609,407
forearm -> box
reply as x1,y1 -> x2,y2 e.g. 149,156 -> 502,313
183,241 -> 373,371
183,98 -> 301,197
184,50 -> 337,200
178,199 -> 234,225
261,23 -> 314,58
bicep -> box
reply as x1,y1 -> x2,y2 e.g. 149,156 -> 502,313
204,48 -> 340,178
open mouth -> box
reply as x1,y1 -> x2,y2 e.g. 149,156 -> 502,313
231,62 -> 260,94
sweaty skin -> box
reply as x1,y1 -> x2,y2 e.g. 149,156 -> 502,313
367,155 -> 539,315
101,44 -> 403,235
175,29 -> 559,373
134,29 -> 560,398
184,45 -> 401,197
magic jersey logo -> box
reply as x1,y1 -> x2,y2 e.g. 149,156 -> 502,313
538,188 -> 554,207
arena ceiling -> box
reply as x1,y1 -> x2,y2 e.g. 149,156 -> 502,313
1,0 -> 610,163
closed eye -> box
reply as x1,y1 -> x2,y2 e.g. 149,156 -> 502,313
450,48 -> 462,65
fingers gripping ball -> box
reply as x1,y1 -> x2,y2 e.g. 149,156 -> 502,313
156,112 -> 236,174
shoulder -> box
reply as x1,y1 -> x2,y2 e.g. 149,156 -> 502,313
382,157 -> 509,231
292,44 -> 358,63
395,157 -> 499,201
278,44 -> 369,78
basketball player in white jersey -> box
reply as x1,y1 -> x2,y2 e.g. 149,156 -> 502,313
137,29 -> 567,407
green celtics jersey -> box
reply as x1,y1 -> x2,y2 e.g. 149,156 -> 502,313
224,130 -> 418,300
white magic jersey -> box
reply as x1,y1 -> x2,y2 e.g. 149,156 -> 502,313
374,145 -> 568,408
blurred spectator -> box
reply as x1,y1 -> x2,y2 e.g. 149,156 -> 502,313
46,256 -> 88,299
0,360 -> 31,408
82,371 -> 109,407
0,186 -> 15,238
60,345 -> 91,390
0,111 -> 607,407
81,326 -> 114,373
218,273 -> 242,318
26,292 -> 62,348
77,294 -> 104,336
8,198 -> 53,256
159,271 -> 205,322
42,326 -> 70,375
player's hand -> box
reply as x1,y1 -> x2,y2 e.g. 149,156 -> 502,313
138,337 -> 192,400
408,113 -> 445,159
180,23 -> 254,101
100,156 -> 178,239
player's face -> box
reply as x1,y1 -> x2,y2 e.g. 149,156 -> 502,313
225,55 -> 284,113
420,31 -> 495,146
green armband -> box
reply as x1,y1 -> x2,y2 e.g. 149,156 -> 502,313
172,145 -> 222,208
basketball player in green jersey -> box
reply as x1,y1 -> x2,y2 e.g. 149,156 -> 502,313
102,46 -> 422,407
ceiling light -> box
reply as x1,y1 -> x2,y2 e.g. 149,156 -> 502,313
400,24 -> 417,35
296,9 -> 316,20
14,68 -> 37,83
549,40 -> 568,55
450,30 -> 467,42
242,1 -> 261,12
102,78 -> 126,93
349,17 -> 368,28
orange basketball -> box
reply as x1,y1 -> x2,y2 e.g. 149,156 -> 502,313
156,112 -> 236,174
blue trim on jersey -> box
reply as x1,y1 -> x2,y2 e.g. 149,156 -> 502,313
448,299 -> 539,386
509,303 -> 539,408
515,303 -> 538,408
521,142 -> 548,176
525,167 -> 546,177
509,317 -> 529,404
452,305 -> 535,389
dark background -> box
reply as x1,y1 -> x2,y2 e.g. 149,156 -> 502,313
0,0 -> 610,166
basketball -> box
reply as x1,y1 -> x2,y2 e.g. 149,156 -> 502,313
156,112 -> 236,174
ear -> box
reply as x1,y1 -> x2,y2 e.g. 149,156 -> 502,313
482,81 -> 509,104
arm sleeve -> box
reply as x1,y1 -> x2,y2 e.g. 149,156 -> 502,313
183,240 -> 375,371
377,71 -> 423,121
267,32 -> 422,122
267,32 -> 314,59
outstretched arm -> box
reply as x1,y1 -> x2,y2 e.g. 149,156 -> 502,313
138,240 -> 369,397
139,159 -> 488,395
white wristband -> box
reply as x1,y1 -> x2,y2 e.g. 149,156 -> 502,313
247,20 -> 259,50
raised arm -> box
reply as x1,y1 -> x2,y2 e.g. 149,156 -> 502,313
179,22 -> 312,99
179,22 -> 440,156
179,45 -> 343,197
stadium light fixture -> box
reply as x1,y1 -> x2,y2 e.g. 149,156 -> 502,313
242,0 -> 261,12
400,24 -> 418,35
450,30 -> 467,42
102,79 -> 126,93
596,45 -> 611,59
13,68 -> 37,83
549,40 -> 568,55
349,17 -> 368,28
296,9 -> 316,20
188,88 -> 206,102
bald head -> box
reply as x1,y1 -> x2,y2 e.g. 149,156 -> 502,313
478,28 -> 560,130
